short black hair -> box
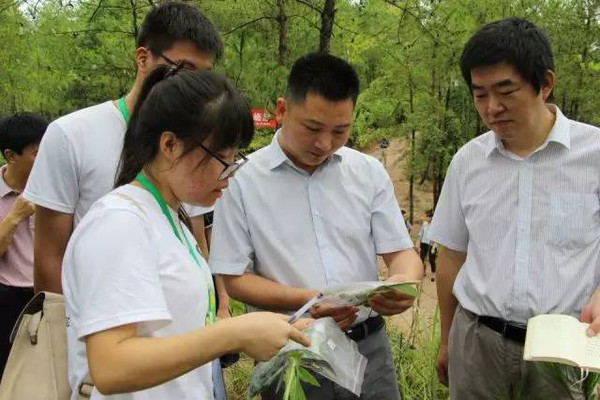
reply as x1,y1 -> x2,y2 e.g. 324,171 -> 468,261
0,113 -> 48,155
136,2 -> 223,60
460,18 -> 554,93
287,53 -> 360,105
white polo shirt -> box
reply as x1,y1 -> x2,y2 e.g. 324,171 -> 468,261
429,106 -> 600,323
62,184 -> 213,400
209,131 -> 413,291
24,100 -> 208,226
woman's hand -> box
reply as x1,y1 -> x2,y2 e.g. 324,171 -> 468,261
232,312 -> 311,361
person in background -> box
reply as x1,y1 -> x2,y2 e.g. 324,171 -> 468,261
23,2 -> 224,296
378,137 -> 390,167
0,112 -> 47,377
418,209 -> 436,281
401,209 -> 412,234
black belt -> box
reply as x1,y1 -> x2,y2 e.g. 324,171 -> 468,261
477,315 -> 527,344
345,315 -> 385,341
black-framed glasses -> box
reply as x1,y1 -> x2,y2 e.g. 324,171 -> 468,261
149,48 -> 196,70
199,144 -> 248,180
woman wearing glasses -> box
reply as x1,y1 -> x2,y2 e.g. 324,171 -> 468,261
61,66 -> 310,400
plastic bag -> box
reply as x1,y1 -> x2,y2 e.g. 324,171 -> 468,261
247,317 -> 367,399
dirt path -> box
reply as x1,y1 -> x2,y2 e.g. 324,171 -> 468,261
364,139 -> 439,334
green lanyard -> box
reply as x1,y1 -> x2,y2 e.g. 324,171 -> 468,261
135,172 -> 216,325
118,97 -> 130,123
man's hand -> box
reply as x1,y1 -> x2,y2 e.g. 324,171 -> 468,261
367,274 -> 417,316
581,286 -> 600,336
310,303 -> 358,330
435,343 -> 450,386
8,195 -> 35,224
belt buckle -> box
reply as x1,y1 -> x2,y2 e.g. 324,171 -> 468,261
346,322 -> 365,341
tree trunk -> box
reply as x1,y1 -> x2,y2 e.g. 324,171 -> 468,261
408,72 -> 415,225
434,160 -> 443,207
319,0 -> 336,53
129,0 -> 139,39
276,0 -> 287,65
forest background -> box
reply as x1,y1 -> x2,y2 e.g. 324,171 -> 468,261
2,1 -> 599,398
1,0 -> 599,221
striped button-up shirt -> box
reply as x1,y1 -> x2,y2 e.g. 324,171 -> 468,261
429,106 -> 600,324
209,131 -> 413,290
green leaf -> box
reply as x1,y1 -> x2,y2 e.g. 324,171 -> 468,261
394,284 -> 420,297
298,366 -> 320,387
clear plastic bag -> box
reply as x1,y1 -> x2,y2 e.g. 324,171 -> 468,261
247,317 -> 367,399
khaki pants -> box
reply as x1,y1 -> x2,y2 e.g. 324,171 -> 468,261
449,305 -> 586,400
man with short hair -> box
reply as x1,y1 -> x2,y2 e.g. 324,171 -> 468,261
210,53 -> 423,399
23,4 -> 229,397
24,2 -> 223,295
430,18 -> 600,399
0,112 -> 47,377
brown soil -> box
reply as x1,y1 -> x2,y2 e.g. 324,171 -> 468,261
364,139 -> 439,334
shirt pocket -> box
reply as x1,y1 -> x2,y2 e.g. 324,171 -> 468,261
549,193 -> 600,248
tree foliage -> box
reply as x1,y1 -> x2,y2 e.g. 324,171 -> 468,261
1,0 -> 599,210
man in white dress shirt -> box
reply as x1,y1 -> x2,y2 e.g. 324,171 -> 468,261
430,17 -> 600,399
209,53 -> 423,399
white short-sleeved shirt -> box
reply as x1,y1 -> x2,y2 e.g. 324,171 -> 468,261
209,131 -> 413,291
429,106 -> 600,323
23,100 -> 208,226
62,184 -> 214,400
419,222 -> 432,245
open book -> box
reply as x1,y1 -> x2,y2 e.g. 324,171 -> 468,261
523,314 -> 600,372
287,280 -> 420,323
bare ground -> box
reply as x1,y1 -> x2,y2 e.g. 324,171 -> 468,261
364,139 -> 439,334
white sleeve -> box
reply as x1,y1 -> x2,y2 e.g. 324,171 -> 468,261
428,157 -> 469,252
370,161 -> 414,254
23,121 -> 79,213
208,179 -> 254,275
65,210 -> 171,339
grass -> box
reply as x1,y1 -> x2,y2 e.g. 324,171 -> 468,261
224,292 -> 599,400
390,302 -> 449,400
224,357 -> 254,400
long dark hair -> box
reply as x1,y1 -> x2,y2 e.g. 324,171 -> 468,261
115,66 -> 254,231
116,65 -> 254,188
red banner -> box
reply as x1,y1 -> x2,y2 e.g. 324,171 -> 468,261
251,108 -> 277,129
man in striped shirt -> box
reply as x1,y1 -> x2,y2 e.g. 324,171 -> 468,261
430,18 -> 600,399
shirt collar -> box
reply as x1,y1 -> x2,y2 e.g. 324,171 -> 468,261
268,128 -> 344,170
484,105 -> 571,158
0,166 -> 15,198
